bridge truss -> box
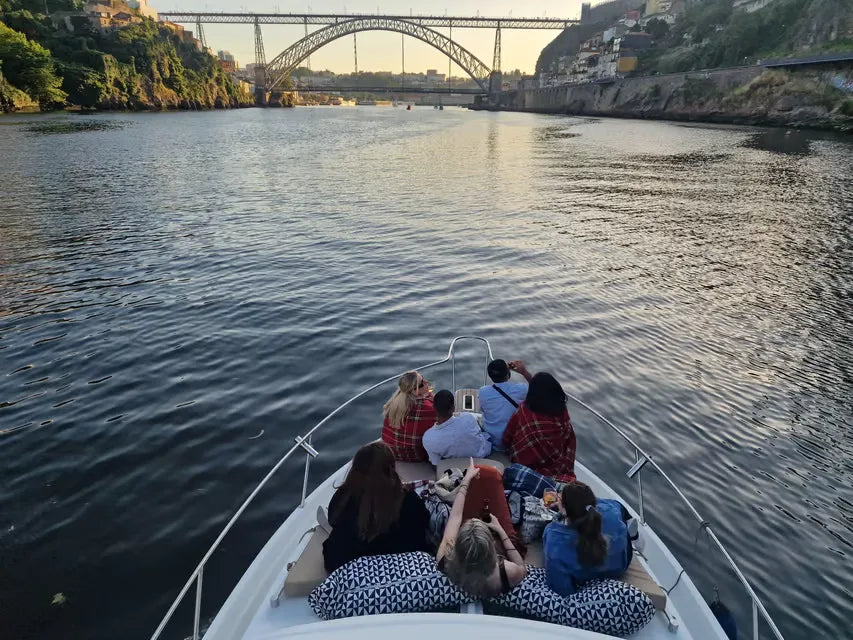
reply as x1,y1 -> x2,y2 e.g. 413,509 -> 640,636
265,18 -> 494,93
158,12 -> 577,29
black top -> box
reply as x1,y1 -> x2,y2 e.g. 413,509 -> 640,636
322,488 -> 432,573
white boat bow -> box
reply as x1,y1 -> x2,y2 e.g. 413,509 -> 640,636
150,337 -> 784,640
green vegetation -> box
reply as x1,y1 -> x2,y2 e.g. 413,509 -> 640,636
0,0 -> 252,112
0,21 -> 65,106
638,0 -> 853,74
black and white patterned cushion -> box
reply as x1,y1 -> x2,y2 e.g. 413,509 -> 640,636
485,567 -> 655,637
308,551 -> 476,620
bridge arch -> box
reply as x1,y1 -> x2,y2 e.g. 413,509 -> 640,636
265,17 -> 492,92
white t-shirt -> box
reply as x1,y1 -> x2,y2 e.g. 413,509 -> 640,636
422,412 -> 492,466
478,381 -> 528,451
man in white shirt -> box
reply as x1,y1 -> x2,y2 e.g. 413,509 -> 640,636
422,390 -> 492,466
477,359 -> 533,452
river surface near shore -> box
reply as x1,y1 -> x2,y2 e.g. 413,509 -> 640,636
0,108 -> 851,640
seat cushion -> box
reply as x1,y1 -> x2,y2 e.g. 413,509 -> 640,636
284,527 -> 329,597
395,461 -> 436,484
485,567 -> 654,636
624,556 -> 667,611
488,451 -> 512,468
436,457 -> 504,479
308,551 -> 476,620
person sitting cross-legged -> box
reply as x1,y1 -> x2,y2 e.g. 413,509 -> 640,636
422,390 -> 492,466
436,459 -> 528,598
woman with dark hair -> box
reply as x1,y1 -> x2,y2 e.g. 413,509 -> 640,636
543,481 -> 632,596
323,442 -> 431,573
502,372 -> 577,482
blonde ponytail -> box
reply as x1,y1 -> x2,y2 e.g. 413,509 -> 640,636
383,371 -> 419,428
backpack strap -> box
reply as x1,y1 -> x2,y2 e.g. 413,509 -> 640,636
492,384 -> 519,408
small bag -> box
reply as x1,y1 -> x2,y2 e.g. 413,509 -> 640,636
432,468 -> 465,503
519,496 -> 555,543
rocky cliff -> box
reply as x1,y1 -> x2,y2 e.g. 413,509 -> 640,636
489,65 -> 853,132
0,0 -> 253,112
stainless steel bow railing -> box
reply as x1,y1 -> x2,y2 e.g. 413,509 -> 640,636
150,336 -> 783,640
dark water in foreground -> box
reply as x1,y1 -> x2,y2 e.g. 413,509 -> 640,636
0,109 -> 851,640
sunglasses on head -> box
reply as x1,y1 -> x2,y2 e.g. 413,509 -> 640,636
418,378 -> 429,389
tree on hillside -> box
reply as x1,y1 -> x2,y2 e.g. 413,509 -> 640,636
0,21 -> 65,106
645,18 -> 670,40
0,0 -> 81,13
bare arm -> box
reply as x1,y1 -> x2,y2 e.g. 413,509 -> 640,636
436,459 -> 480,562
508,360 -> 533,382
486,519 -> 525,566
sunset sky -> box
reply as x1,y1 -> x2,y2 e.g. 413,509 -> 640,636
165,1 -> 586,75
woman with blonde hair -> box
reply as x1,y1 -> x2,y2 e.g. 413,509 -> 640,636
381,370 -> 435,462
436,459 -> 528,598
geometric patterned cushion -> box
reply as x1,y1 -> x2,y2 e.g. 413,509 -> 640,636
308,552 -> 477,620
484,567 -> 654,636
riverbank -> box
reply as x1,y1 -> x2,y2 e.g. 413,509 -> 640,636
0,5 -> 254,113
479,65 -> 853,133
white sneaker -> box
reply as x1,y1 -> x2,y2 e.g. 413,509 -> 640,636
628,518 -> 646,553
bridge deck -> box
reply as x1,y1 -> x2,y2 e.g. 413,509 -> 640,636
289,86 -> 484,94
158,12 -> 577,29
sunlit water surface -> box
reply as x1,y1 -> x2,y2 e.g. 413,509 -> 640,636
0,108 -> 851,640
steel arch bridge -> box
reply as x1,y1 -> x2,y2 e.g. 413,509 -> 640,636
265,17 -> 493,93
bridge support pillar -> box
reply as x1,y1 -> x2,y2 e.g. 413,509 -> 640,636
254,65 -> 267,106
268,89 -> 284,107
488,71 -> 503,105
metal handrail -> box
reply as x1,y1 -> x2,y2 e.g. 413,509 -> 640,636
150,336 -> 783,640
150,336 -> 493,640
563,391 -> 784,640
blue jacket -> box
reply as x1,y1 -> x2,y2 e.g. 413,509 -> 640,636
542,498 -> 630,597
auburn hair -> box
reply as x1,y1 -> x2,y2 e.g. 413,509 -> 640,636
329,442 -> 404,542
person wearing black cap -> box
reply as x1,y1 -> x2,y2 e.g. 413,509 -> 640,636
477,359 -> 532,452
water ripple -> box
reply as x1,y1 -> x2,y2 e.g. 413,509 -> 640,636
0,109 -> 850,640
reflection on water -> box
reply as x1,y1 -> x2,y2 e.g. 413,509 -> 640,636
0,110 -> 851,640
744,128 -> 813,155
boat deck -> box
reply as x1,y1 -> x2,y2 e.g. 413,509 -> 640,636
205,453 -> 727,640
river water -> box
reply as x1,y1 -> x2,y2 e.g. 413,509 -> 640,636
0,108 -> 851,640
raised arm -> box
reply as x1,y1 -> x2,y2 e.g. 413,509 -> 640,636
436,458 -> 480,562
508,360 -> 533,382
